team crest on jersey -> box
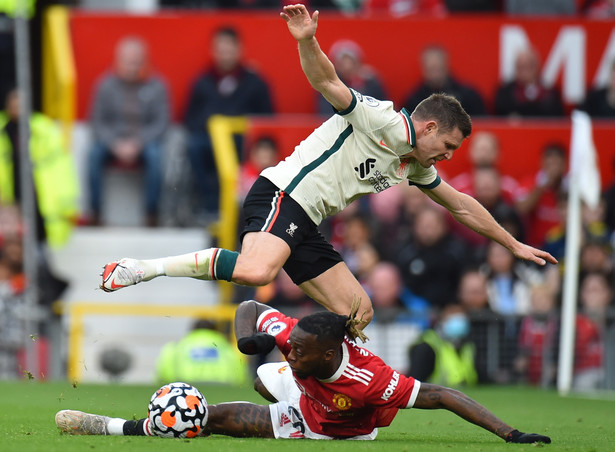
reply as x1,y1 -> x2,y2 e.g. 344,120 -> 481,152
332,393 -> 352,411
286,222 -> 298,237
396,161 -> 408,177
278,365 -> 289,374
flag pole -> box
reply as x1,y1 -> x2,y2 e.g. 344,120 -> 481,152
557,110 -> 601,395
15,0 -> 39,379
557,168 -> 580,395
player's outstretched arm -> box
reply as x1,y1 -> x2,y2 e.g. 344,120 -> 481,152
203,403 -> 274,438
413,383 -> 551,444
280,4 -> 352,112
56,403 -> 274,438
421,181 -> 558,266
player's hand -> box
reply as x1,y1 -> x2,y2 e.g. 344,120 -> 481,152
511,243 -> 558,266
505,429 -> 551,444
237,333 -> 276,355
280,4 -> 319,42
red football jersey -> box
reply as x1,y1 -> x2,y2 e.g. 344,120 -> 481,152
256,309 -> 420,438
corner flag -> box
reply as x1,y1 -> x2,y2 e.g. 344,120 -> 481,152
557,110 -> 601,395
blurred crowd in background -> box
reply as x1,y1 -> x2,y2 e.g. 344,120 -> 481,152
0,0 -> 614,390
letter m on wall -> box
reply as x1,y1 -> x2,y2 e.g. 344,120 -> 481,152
499,25 -> 586,104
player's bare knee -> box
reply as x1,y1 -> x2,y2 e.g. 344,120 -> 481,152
240,267 -> 276,286
234,257 -> 279,286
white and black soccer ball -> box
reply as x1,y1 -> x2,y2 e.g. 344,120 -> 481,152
147,382 -> 208,438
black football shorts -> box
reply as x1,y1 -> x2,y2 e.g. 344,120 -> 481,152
240,176 -> 343,285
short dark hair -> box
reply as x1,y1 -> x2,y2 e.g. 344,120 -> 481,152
253,135 -> 278,150
542,142 -> 566,159
297,311 -> 347,344
412,93 -> 472,138
214,26 -> 240,42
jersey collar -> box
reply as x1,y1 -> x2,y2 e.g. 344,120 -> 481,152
317,342 -> 349,383
400,108 -> 416,147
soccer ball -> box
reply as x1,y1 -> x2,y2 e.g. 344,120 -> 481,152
147,382 -> 208,438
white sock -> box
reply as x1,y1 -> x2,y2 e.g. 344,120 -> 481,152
107,417 -> 127,435
138,249 -> 215,280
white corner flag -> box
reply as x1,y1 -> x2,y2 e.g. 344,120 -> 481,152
557,110 -> 601,395
570,110 -> 601,208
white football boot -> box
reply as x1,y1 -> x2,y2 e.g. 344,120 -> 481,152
100,258 -> 144,292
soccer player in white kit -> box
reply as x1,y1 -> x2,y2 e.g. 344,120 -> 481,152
100,4 -> 557,327
55,299 -> 551,443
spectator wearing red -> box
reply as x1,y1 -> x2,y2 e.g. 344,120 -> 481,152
514,143 -> 568,248
515,285 -> 558,386
573,271 -> 612,391
449,131 -> 518,204
240,136 -> 279,199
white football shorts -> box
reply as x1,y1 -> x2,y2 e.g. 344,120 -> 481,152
258,362 -> 377,440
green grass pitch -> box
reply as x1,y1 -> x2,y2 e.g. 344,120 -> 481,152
1,380 -> 613,451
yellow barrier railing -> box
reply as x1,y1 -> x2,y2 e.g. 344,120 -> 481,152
208,115 -> 248,304
42,5 -> 75,147
66,302 -> 237,382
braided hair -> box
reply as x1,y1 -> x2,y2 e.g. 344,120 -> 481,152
296,296 -> 369,343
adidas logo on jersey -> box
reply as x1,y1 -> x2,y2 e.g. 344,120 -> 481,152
354,158 -> 376,178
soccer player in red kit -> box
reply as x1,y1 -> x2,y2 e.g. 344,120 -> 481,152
56,299 -> 551,444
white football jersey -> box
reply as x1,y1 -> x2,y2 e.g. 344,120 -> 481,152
261,89 -> 440,225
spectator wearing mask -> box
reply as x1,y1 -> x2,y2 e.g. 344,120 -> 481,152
407,304 -> 478,387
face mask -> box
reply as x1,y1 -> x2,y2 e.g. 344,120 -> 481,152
441,314 -> 470,341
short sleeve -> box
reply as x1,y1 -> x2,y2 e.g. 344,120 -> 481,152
408,172 -> 440,189
363,358 -> 420,410
339,90 -> 412,156
256,309 -> 297,355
